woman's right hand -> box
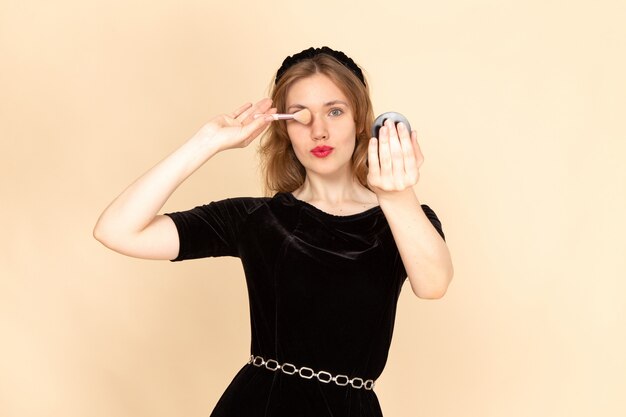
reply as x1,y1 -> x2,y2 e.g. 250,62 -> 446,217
191,98 -> 276,152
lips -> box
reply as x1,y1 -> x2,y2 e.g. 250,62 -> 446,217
311,146 -> 334,158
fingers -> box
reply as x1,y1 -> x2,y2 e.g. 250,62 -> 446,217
368,137 -> 380,178
240,115 -> 271,142
397,122 -> 419,183
228,98 -> 273,122
238,98 -> 273,123
378,120 -> 407,181
368,120 -> 421,190
377,123 -> 393,179
229,103 -> 253,119
411,129 -> 424,169
388,120 -> 407,183
238,104 -> 277,146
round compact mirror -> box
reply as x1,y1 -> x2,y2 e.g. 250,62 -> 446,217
371,112 -> 412,138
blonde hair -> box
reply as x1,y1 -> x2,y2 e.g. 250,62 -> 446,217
259,53 -> 374,195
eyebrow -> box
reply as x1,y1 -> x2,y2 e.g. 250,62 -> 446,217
286,100 -> 349,112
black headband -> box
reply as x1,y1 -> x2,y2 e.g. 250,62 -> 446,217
275,46 -> 366,86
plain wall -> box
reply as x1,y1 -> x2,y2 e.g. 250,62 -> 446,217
1,0 -> 625,416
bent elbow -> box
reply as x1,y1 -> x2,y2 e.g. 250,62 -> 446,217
92,220 -> 111,246
414,286 -> 448,300
93,222 -> 105,244
92,220 -> 121,251
93,227 -> 115,252
411,269 -> 454,300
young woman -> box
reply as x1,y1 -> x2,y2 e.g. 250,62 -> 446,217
94,46 -> 453,417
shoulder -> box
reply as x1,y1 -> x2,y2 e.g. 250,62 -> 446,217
218,196 -> 272,214
164,196 -> 272,223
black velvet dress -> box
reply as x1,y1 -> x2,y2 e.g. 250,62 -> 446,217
165,192 -> 445,417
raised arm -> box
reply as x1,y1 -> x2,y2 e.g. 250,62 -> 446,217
93,99 -> 275,260
367,119 -> 453,299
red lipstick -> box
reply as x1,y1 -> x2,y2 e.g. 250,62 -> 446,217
311,146 -> 334,158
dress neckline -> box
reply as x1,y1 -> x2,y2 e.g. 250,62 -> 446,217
281,192 -> 382,221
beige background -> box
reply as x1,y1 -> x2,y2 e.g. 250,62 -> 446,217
1,0 -> 625,416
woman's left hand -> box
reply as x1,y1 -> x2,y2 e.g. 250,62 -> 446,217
367,119 -> 424,197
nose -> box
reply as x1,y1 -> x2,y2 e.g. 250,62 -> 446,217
310,113 -> 328,141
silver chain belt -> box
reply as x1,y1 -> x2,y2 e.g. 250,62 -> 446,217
247,355 -> 376,390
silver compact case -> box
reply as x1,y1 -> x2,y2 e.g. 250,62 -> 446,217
371,112 -> 412,138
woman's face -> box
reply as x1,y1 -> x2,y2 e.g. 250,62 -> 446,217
285,73 -> 357,179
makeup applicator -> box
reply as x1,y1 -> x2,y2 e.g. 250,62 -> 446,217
256,109 -> 312,124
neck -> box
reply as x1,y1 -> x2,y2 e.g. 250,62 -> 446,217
293,170 -> 375,205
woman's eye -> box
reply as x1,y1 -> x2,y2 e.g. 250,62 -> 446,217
329,108 -> 343,117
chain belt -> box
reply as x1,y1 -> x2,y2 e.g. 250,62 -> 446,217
247,355 -> 376,390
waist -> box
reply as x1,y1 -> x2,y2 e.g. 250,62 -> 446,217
248,354 -> 376,390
